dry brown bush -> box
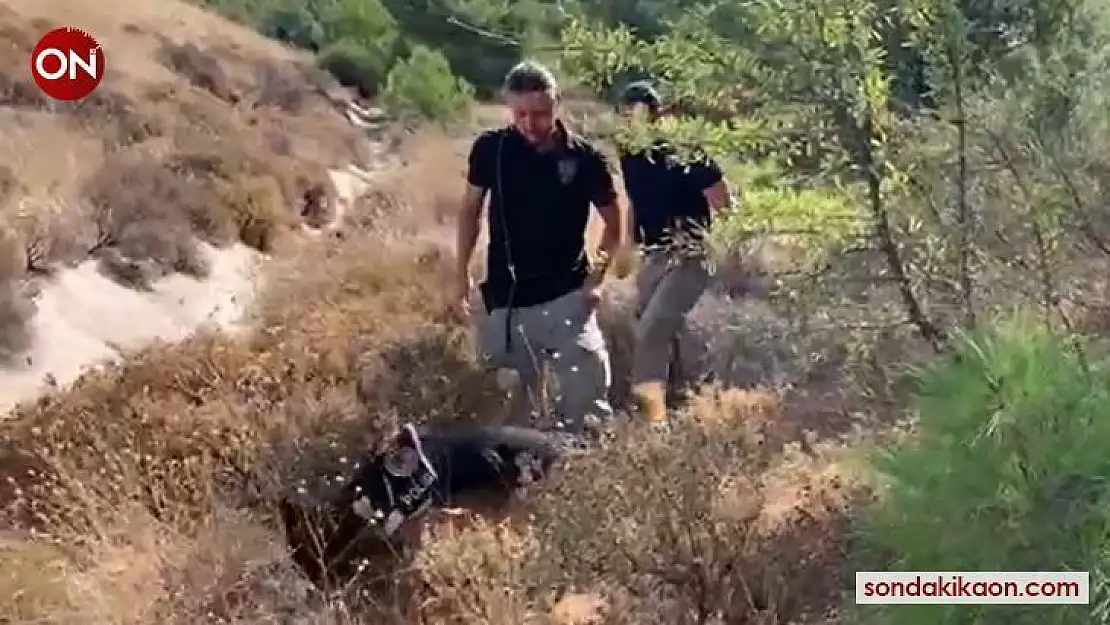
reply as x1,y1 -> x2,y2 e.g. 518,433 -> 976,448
0,153 -> 857,624
405,390 -> 856,625
156,39 -> 240,104
0,14 -> 348,350
0,0 -> 348,295
0,281 -> 34,363
0,227 -> 33,362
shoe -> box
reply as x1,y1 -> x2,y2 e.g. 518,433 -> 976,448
631,381 -> 668,424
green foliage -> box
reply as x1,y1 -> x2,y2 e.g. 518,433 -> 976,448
316,0 -> 397,51
259,6 -> 324,49
317,39 -> 390,97
853,323 -> 1109,624
715,186 -> 865,240
610,108 -> 777,167
201,0 -> 401,92
382,45 -> 476,122
557,5 -> 895,189
379,0 -> 563,95
201,0 -> 570,96
200,0 -> 279,24
710,157 -> 863,239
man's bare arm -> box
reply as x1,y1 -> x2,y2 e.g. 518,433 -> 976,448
703,179 -> 733,212
585,145 -> 623,271
456,183 -> 486,281
595,200 -> 623,260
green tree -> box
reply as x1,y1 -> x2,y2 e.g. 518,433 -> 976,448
259,6 -> 325,49
316,0 -> 398,58
382,44 -> 476,122
318,39 -> 391,97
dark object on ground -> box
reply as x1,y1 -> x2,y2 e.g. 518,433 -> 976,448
279,423 -> 570,590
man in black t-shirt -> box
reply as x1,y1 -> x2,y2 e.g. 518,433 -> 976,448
450,61 -> 623,436
616,81 -> 734,425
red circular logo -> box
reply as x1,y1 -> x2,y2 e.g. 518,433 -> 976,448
30,27 -> 104,101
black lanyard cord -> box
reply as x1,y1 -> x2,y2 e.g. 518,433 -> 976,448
494,131 -> 518,352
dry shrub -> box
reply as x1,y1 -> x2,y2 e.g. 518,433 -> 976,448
709,236 -> 770,299
216,174 -> 291,252
349,188 -> 407,230
0,280 -> 34,363
0,503 -> 323,625
0,114 -> 106,273
0,182 -> 859,625
0,537 -> 72,621
0,228 -> 33,360
82,146 -> 303,279
0,51 -> 859,620
61,508 -> 171,623
415,519 -> 543,623
389,129 -> 467,225
0,164 -> 17,206
0,9 -> 49,111
0,226 -> 505,534
0,226 -> 520,622
0,7 -> 353,282
146,505 -> 321,623
156,40 -> 239,104
0,223 -> 26,280
0,11 -> 416,621
300,181 -> 337,229
252,59 -> 315,113
82,155 -> 211,286
59,89 -> 168,147
257,236 -> 510,428
548,593 -> 609,625
14,200 -> 99,274
413,391 -> 858,625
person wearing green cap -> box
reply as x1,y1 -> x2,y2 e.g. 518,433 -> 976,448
616,80 -> 734,426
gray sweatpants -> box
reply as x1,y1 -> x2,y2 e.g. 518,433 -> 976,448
476,289 -> 613,432
632,250 -> 712,385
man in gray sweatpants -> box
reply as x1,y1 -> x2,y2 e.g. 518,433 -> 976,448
449,61 -> 623,435
616,81 -> 734,423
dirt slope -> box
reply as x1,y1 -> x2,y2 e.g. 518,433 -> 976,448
0,0 -> 374,410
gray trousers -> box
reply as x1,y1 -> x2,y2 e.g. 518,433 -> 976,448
476,289 -> 613,432
632,250 -> 712,385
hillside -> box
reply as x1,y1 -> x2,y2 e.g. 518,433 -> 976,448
0,0 -> 1108,623
0,0 -> 368,395
0,0 -> 859,623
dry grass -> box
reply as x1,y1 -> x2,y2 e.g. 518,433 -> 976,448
0,0 -> 356,292
0,129 -> 862,624
0,1 -> 864,620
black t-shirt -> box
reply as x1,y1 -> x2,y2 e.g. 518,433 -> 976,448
466,123 -> 617,310
619,140 -> 723,248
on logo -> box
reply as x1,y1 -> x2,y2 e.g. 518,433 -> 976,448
30,27 -> 104,101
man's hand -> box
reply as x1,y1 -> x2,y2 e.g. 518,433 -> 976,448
610,245 -> 637,279
582,254 -> 608,311
582,282 -> 603,311
448,272 -> 473,321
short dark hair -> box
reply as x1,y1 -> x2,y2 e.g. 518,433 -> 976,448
503,61 -> 559,96
619,80 -> 662,112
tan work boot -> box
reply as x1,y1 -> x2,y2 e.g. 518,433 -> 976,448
630,381 -> 668,424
